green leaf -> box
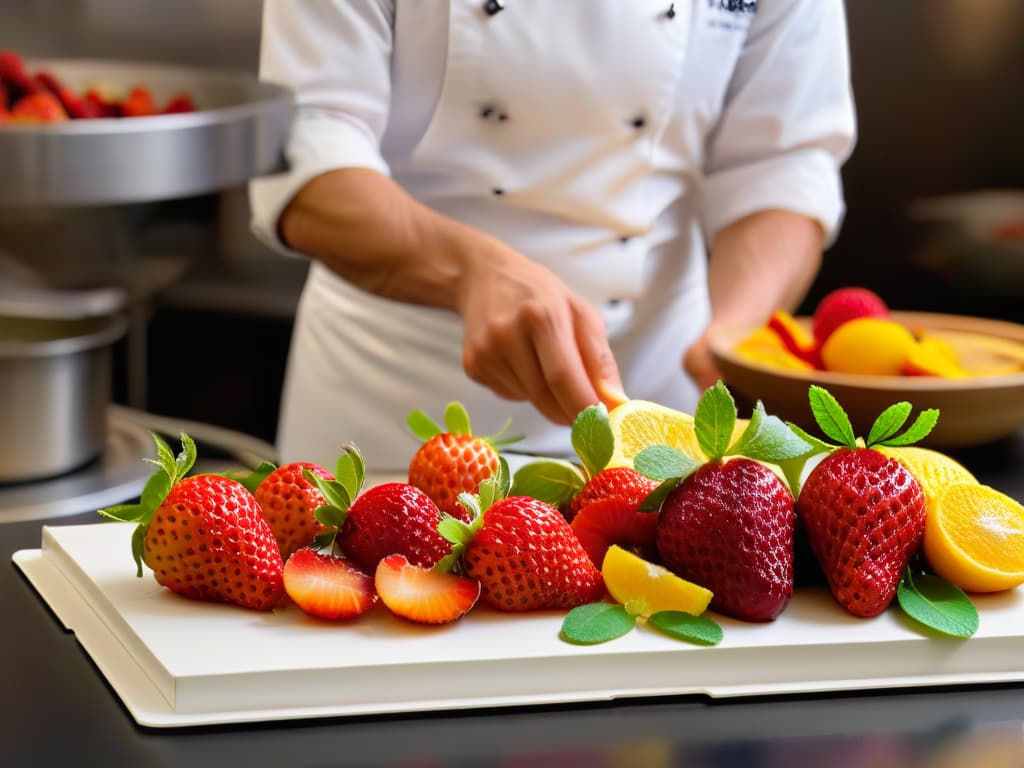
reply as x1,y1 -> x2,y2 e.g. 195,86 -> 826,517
443,401 -> 472,435
634,445 -> 701,483
334,444 -> 365,500
437,514 -> 475,547
694,381 -> 737,460
560,603 -> 636,645
130,524 -> 147,578
571,404 -> 614,478
97,503 -> 147,524
897,568 -> 978,638
880,409 -> 940,447
149,432 -> 177,479
638,476 -> 680,513
313,504 -> 347,529
406,409 -> 443,442
312,529 -> 337,553
866,402 -> 912,447
495,456 -> 512,499
175,433 -> 198,479
304,470 -> 351,511
786,421 -> 836,453
808,385 -> 857,448
729,402 -> 813,465
648,611 -> 723,645
138,470 -> 172,516
510,460 -> 586,506
234,460 -> 276,494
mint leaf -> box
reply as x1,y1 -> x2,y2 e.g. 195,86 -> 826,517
897,568 -> 978,638
695,381 -> 736,460
443,401 -> 472,435
786,421 -> 835,453
561,603 -> 636,645
406,409 -> 443,441
510,459 -> 586,506
880,408 -> 940,447
648,611 -> 723,645
634,445 -> 701,482
571,404 -> 614,478
866,402 -> 912,447
808,385 -> 857,448
729,402 -> 812,465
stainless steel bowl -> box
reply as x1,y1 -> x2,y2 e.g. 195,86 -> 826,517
0,312 -> 126,483
0,58 -> 293,207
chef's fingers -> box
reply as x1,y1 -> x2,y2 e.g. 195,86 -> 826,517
462,327 -> 569,426
572,299 -> 627,410
530,304 -> 605,424
683,334 -> 722,393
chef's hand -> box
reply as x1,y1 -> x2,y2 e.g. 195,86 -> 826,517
683,333 -> 723,394
455,243 -> 626,425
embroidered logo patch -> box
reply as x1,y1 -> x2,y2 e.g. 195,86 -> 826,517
706,0 -> 756,31
708,0 -> 757,12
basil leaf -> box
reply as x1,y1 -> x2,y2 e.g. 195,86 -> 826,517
561,603 -> 636,645
571,404 -> 614,478
695,381 -> 736,461
897,568 -> 978,638
510,460 -> 586,506
648,611 -> 723,646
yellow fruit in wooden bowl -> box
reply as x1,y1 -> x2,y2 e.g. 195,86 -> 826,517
820,318 -> 917,375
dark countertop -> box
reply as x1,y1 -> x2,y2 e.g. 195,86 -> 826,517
4,434 -> 1024,768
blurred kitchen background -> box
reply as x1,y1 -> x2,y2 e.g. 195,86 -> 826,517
1,0 -> 1022,444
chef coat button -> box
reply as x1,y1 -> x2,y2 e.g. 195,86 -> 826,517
481,106 -> 495,119
666,3 -> 677,19
620,236 -> 631,244
630,115 -> 646,130
607,299 -> 622,307
492,187 -> 505,196
497,112 -> 509,122
483,0 -> 505,16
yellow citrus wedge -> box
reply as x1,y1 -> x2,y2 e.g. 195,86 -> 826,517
923,482 -> 1024,593
601,544 -> 713,617
877,445 -> 978,519
607,399 -> 747,468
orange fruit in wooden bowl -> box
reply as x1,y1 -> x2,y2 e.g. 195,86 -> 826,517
708,311 -> 1024,448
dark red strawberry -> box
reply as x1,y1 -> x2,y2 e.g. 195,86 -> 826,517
338,482 -> 453,573
570,497 -> 659,567
283,548 -> 377,620
99,434 -> 284,611
633,382 -> 812,622
406,402 -> 518,519
254,461 -> 332,560
792,385 -> 935,618
657,458 -> 795,621
374,554 -> 480,624
455,492 -> 604,612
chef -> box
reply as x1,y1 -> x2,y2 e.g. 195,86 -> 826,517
249,0 -> 856,471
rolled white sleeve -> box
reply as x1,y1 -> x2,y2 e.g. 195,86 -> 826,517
699,0 -> 857,247
249,0 -> 394,252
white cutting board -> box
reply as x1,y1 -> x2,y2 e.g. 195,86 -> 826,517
12,522 -> 1024,728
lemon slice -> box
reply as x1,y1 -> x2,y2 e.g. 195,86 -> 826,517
877,445 -> 977,520
607,399 -> 702,468
601,544 -> 712,617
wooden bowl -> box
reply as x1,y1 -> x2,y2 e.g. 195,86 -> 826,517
708,312 -> 1024,448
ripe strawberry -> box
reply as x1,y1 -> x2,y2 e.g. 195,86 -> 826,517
571,497 -> 659,567
98,434 -> 284,611
338,482 -> 453,573
375,554 -> 480,624
253,462 -> 332,561
633,382 -> 812,622
283,548 -> 377,620
812,286 -> 889,346
407,402 -> 518,519
793,387 -> 935,617
449,487 -> 605,612
569,466 -> 660,518
657,458 -> 795,622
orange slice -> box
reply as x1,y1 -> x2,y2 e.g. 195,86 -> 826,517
923,482 -> 1024,593
820,318 -> 917,375
601,544 -> 712,617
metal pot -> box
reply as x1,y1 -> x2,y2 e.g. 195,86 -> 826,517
0,300 -> 126,484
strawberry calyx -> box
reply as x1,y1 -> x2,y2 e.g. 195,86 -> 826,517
634,381 -> 813,506
98,432 -> 198,577
434,459 -> 512,573
301,443 -> 367,555
406,401 -> 522,449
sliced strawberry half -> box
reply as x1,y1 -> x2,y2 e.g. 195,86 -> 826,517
570,497 -> 659,568
375,554 -> 481,624
283,548 -> 378,620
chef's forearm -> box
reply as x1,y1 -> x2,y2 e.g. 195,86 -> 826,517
705,209 -> 824,331
278,167 -> 490,311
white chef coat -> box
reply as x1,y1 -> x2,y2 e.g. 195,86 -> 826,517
250,0 -> 856,471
